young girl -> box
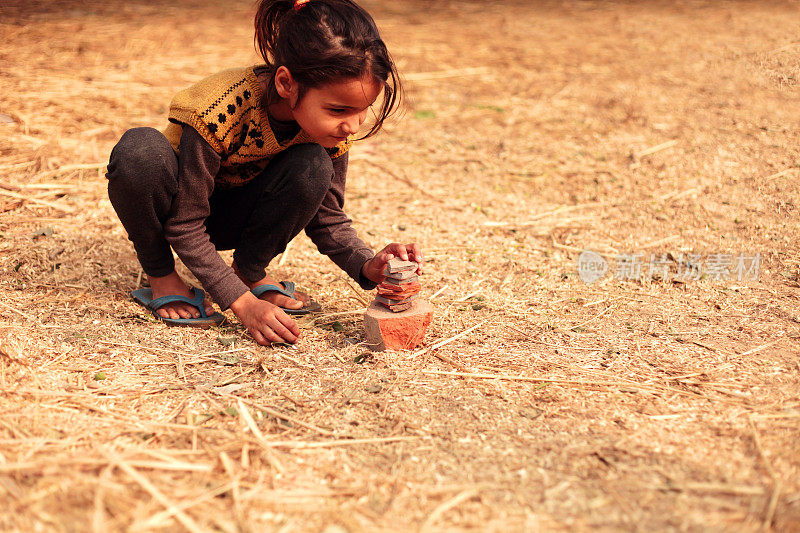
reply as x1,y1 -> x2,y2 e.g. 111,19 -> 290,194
106,0 -> 422,345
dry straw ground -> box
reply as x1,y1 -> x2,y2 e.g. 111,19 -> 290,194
1,0 -> 799,531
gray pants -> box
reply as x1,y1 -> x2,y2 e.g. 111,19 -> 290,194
106,127 -> 332,282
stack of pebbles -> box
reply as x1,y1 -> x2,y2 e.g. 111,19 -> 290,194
374,258 -> 420,312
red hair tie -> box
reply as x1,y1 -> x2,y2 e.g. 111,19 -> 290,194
293,0 -> 310,11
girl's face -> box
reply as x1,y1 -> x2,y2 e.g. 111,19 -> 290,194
273,68 -> 383,148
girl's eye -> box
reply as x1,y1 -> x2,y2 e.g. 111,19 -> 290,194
329,108 -> 347,114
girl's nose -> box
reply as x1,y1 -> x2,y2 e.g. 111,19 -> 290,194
342,115 -> 360,135
343,110 -> 368,134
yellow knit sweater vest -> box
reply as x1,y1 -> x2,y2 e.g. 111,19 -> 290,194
162,65 -> 352,187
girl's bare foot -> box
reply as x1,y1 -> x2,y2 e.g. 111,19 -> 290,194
231,262 -> 307,311
147,271 -> 216,319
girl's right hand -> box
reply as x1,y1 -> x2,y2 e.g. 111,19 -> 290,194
361,242 -> 424,284
229,292 -> 300,345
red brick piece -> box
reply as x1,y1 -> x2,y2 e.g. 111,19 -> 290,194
363,299 -> 434,351
384,301 -> 414,312
375,294 -> 419,310
377,281 -> 422,299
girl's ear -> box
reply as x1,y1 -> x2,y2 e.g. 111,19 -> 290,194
274,66 -> 297,102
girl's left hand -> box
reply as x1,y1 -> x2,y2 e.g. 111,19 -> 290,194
361,242 -> 424,283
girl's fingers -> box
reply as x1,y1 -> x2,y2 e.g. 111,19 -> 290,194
253,322 -> 282,345
260,326 -> 284,344
371,251 -> 392,275
378,243 -> 425,270
251,329 -> 267,346
274,312 -> 301,339
268,319 -> 297,344
397,244 -> 410,261
387,243 -> 408,261
407,243 -> 422,262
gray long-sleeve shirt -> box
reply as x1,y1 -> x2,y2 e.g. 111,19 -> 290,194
163,125 -> 376,310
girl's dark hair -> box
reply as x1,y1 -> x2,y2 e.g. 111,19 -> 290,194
255,0 -> 402,139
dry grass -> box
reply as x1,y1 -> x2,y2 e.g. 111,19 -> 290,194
1,0 -> 800,531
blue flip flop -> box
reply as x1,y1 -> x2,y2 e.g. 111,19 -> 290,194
250,281 -> 319,316
131,287 -> 226,328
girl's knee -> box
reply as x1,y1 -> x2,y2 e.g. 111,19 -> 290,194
283,144 -> 333,202
107,128 -> 179,210
108,127 -> 177,184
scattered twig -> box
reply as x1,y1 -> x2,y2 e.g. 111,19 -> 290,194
218,451 -> 246,530
505,325 -> 600,351
17,182 -> 80,190
740,339 -> 783,357
175,352 -> 186,382
236,400 -> 285,473
550,235 -> 589,255
423,369 -> 589,384
747,416 -> 783,531
96,340 -> 250,360
0,180 -> 22,191
0,458 -> 212,474
0,189 -> 75,212
570,305 -> 615,331
0,298 -> 37,322
254,436 -> 418,449
271,349 -> 314,370
662,482 -> 764,495
750,413 -> 800,420
421,488 -> 479,530
92,465 -> 113,533
412,321 -> 485,357
30,162 -> 106,181
635,140 -> 678,159
130,482 -> 236,532
429,284 -> 449,300
219,395 -> 333,436
102,449 -> 205,533
763,480 -> 783,531
690,340 -> 720,353
485,202 -> 605,227
639,235 -> 680,249
0,161 -> 35,174
525,202 -> 604,222
432,351 -> 470,372
312,310 -> 365,323
456,290 -> 482,302
657,187 -> 700,202
359,159 -> 436,198
343,278 -> 371,307
764,167 -> 798,181
421,370 -> 717,400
